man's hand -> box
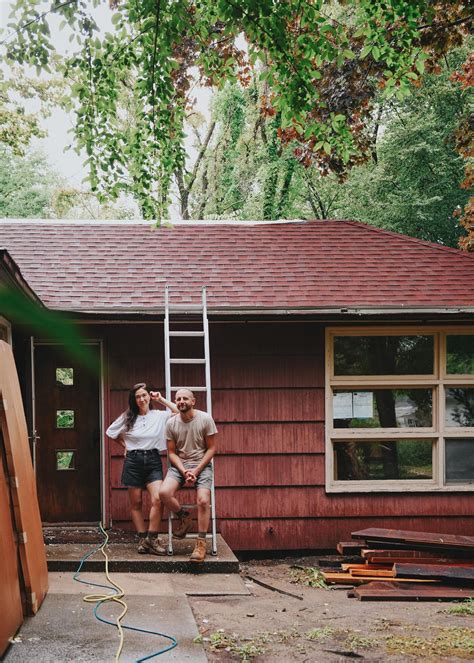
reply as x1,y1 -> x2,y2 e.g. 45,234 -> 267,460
149,391 -> 162,401
184,469 -> 197,486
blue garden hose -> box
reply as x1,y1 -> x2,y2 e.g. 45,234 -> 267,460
73,524 -> 178,662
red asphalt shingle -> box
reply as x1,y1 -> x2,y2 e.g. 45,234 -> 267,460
0,219 -> 473,313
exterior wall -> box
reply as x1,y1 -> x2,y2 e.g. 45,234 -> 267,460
96,320 -> 474,551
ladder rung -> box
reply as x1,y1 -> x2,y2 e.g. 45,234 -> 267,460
168,304 -> 203,311
170,358 -> 206,364
169,331 -> 205,337
171,386 -> 208,392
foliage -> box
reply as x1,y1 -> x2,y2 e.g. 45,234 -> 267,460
306,626 -> 335,640
3,0 -> 471,220
192,43 -> 471,248
289,565 -> 329,589
0,147 -> 59,218
51,187 -> 137,219
444,599 -> 474,617
203,630 -> 266,661
385,627 -> 474,658
0,65 -> 63,155
451,52 -> 474,251
332,44 -> 472,247
0,283 -> 99,372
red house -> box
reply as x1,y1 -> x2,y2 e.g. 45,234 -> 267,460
1,219 -> 473,551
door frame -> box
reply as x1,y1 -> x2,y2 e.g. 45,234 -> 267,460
31,339 -> 107,525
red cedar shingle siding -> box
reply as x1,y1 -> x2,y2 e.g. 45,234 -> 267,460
1,220 -> 473,312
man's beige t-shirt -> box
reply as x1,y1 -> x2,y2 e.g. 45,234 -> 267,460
165,410 -> 218,464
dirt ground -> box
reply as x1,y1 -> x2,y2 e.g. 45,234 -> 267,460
189,555 -> 474,663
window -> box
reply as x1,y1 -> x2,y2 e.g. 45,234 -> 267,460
56,450 -> 75,470
56,368 -> 74,386
326,327 -> 474,492
56,410 -> 74,428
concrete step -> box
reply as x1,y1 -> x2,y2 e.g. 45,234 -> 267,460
46,534 -> 239,574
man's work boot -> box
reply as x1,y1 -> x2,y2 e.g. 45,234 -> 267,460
137,533 -> 148,554
144,533 -> 166,556
173,511 -> 193,539
190,537 -> 207,563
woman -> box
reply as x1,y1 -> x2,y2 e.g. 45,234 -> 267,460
106,383 -> 178,555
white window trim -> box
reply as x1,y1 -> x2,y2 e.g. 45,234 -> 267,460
325,326 -> 474,493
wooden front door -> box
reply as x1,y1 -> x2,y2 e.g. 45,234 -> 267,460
35,344 -> 101,522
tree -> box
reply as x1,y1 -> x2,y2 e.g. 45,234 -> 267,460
3,0 -> 471,220
187,40 -> 471,247
0,147 -> 59,217
0,65 -> 62,155
331,43 -> 472,246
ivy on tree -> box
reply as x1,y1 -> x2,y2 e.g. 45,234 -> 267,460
3,0 -> 471,220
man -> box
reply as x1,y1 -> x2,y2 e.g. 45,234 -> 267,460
159,388 -> 217,562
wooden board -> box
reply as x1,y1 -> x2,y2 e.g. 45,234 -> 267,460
352,581 -> 474,601
0,341 -> 48,614
0,433 -> 23,656
368,556 -> 474,566
322,572 -> 439,586
350,568 -> 395,578
394,563 -> 474,584
362,548 -> 462,560
352,528 -> 474,552
337,541 -> 367,555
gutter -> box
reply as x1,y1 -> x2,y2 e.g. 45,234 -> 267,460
57,306 -> 474,316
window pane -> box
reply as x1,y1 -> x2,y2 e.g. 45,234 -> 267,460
446,335 -> 474,375
445,388 -> 474,427
445,439 -> 474,483
334,439 -> 433,480
56,450 -> 75,470
56,368 -> 74,385
333,389 -> 432,428
334,335 -> 434,375
56,410 -> 74,428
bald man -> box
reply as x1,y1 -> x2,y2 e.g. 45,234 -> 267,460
159,389 -> 217,562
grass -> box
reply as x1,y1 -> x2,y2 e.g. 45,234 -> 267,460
444,598 -> 474,616
385,627 -> 474,658
289,565 -> 329,589
196,630 -> 266,661
345,633 -> 379,649
306,626 -> 335,641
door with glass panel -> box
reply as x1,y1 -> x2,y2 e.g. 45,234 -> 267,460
34,344 -> 100,522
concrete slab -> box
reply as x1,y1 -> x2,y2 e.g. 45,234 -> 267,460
48,571 -> 250,597
46,534 -> 239,574
4,594 -> 207,662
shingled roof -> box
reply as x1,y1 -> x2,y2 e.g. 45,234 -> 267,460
0,219 -> 473,314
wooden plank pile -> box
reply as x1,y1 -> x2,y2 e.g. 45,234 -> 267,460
321,528 -> 474,601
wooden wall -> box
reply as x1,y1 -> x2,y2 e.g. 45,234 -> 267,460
99,321 -> 474,551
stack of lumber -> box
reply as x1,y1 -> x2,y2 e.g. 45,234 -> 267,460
322,528 -> 474,601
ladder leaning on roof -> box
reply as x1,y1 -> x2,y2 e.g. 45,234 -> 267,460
164,284 -> 218,556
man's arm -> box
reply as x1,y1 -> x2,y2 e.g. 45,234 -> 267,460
167,438 -> 188,477
150,391 -> 179,414
186,434 -> 217,480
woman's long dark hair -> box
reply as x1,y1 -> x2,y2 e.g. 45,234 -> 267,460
124,383 -> 154,431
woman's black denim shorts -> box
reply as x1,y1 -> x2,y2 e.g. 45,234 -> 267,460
121,449 -> 163,488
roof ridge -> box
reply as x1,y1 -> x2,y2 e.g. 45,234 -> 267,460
333,219 -> 473,259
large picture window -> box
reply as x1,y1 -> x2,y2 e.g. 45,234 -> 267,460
326,327 -> 474,492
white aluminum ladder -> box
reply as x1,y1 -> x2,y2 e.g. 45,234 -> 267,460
164,284 -> 217,556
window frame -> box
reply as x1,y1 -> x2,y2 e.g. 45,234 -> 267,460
0,316 -> 12,345
325,326 -> 474,493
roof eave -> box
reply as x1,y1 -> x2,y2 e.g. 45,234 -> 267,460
54,305 -> 474,317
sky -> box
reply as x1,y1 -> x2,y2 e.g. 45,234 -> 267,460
1,0 -> 213,217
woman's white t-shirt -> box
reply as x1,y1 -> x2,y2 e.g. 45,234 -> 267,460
106,409 -> 172,451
